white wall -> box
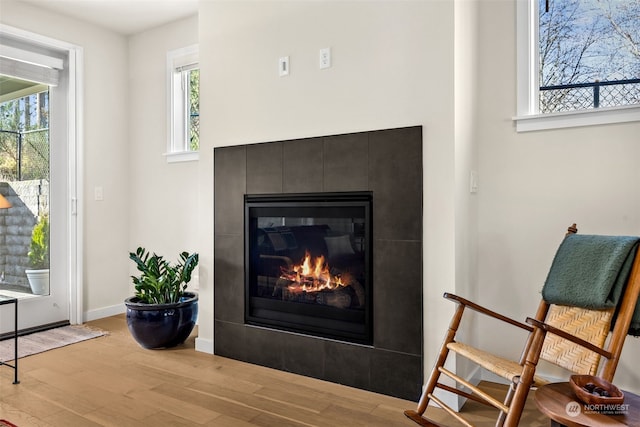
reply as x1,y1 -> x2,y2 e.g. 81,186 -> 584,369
197,0 -> 458,372
476,1 -> 640,392
127,15 -> 199,285
0,0 -> 131,320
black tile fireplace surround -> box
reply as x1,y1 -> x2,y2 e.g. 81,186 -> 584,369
214,126 -> 423,400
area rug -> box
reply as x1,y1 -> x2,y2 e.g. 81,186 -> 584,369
0,325 -> 106,362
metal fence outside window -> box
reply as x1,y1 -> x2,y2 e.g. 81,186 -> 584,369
190,112 -> 199,151
0,128 -> 50,181
540,78 -> 640,113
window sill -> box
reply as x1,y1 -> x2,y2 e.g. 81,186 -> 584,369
164,151 -> 199,163
513,105 -> 640,132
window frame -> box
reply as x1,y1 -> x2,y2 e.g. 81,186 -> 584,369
166,44 -> 199,163
514,0 -> 640,132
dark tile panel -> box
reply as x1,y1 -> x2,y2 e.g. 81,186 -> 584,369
369,127 -> 422,241
323,133 -> 369,192
244,326 -> 285,371
370,349 -> 422,401
324,341 -> 372,390
283,138 -> 323,193
246,142 -> 283,194
213,234 -> 244,324
281,332 -> 326,379
214,146 -> 246,235
214,320 -> 248,362
373,239 -> 422,355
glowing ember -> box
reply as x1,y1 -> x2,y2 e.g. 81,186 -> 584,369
280,251 -> 347,293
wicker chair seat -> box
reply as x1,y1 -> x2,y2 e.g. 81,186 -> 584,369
447,341 -> 550,387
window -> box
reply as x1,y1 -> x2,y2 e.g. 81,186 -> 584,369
515,0 -> 640,132
167,45 -> 199,162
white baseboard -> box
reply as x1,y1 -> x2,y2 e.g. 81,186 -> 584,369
195,337 -> 214,354
84,303 -> 126,322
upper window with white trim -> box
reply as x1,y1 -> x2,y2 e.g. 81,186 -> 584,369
515,0 -> 640,132
167,45 -> 199,162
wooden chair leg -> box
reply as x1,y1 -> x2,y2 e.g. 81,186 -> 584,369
503,379 -> 530,427
503,328 -> 546,427
405,304 -> 466,423
495,382 -> 516,427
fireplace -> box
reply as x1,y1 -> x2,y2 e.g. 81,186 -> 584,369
214,126 -> 423,400
245,192 -> 372,344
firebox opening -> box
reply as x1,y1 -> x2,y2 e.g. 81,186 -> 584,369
245,192 -> 373,344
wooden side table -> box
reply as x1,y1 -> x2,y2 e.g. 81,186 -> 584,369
535,382 -> 640,427
0,294 -> 19,384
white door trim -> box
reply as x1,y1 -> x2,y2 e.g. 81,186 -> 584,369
68,45 -> 83,325
0,24 -> 83,326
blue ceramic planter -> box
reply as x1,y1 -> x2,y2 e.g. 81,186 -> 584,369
125,292 -> 198,349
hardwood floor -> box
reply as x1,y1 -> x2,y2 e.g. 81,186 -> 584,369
0,315 -> 548,426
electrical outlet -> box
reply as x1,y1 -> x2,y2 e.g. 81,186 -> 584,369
94,186 -> 104,201
319,47 -> 331,69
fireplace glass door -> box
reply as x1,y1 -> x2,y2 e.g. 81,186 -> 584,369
245,192 -> 372,344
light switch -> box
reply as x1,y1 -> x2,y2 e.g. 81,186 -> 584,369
279,56 -> 290,76
94,186 -> 104,201
470,171 -> 479,193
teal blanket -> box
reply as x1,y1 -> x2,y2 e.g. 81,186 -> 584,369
542,234 -> 640,336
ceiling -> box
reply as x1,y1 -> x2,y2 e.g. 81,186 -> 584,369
15,0 -> 198,36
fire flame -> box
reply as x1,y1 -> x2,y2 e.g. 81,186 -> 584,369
282,251 -> 346,293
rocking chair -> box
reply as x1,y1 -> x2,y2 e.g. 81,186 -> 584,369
405,224 -> 640,427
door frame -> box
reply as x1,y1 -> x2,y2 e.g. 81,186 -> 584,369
1,24 -> 83,325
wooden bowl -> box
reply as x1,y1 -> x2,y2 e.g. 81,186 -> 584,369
570,375 -> 624,405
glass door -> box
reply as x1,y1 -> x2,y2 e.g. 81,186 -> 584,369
0,29 -> 76,335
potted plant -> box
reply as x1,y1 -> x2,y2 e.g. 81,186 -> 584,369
125,247 -> 199,349
26,214 -> 50,295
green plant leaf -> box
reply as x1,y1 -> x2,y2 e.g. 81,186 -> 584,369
129,247 -> 199,304
28,215 -> 49,269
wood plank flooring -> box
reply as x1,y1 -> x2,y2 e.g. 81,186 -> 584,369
0,315 -> 548,426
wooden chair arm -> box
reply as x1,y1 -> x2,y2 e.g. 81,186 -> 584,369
526,317 -> 613,359
443,293 -> 533,332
